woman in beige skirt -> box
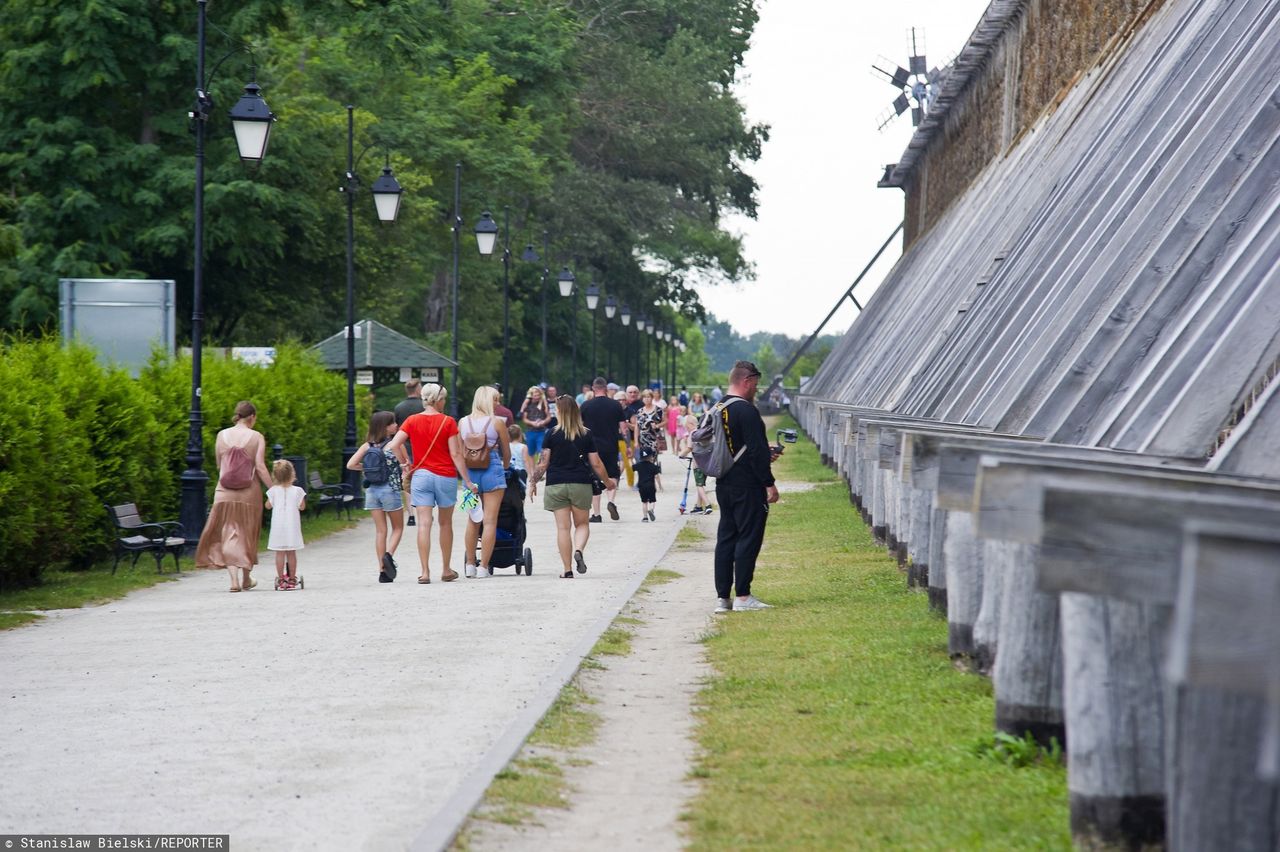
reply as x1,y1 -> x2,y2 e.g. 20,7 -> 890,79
195,400 -> 273,591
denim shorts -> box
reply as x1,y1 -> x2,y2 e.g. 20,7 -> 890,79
472,454 -> 507,494
411,470 -> 458,507
525,429 -> 546,456
364,483 -> 403,512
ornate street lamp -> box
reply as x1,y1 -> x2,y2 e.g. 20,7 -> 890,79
340,105 -> 403,499
619,304 -> 632,385
370,159 -> 403,222
603,296 -> 617,378
182,0 -> 277,544
474,211 -> 499,256
557,266 -> 577,386
585,283 -> 600,377
476,210 -> 511,390
228,81 -> 275,164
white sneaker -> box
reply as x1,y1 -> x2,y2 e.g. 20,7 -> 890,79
474,567 -> 490,579
714,598 -> 733,613
734,595 -> 773,611
465,564 -> 477,579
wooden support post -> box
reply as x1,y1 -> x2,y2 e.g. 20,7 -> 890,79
991,541 -> 1064,748
943,510 -> 983,657
927,506 -> 949,612
1166,523 -> 1280,851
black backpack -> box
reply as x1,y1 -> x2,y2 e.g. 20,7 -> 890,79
362,443 -> 390,486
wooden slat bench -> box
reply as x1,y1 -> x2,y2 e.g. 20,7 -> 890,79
105,503 -> 185,574
307,471 -> 355,519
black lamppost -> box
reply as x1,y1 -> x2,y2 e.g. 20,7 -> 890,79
181,0 -> 275,544
648,322 -> 657,390
474,209 -> 510,391
557,266 -> 576,386
665,327 -> 675,394
520,234 -> 548,384
585,283 -> 600,377
340,105 -> 403,498
670,335 -> 677,391
619,304 -> 631,384
636,315 -> 649,387
604,296 -> 617,379
449,163 -> 463,415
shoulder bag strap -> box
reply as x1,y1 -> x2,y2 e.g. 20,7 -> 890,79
411,415 -> 448,474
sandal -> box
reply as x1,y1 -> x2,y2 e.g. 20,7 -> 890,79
561,571 -> 574,579
228,587 -> 241,592
441,569 -> 459,582
418,576 -> 431,584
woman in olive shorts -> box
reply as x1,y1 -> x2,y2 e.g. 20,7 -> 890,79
529,395 -> 616,578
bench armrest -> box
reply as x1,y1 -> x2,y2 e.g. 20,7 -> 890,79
120,521 -> 178,541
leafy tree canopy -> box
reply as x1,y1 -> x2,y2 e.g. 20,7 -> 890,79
0,0 -> 764,395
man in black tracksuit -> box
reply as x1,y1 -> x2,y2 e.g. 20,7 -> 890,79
713,360 -> 781,613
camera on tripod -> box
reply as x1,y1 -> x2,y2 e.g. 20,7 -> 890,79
774,428 -> 798,453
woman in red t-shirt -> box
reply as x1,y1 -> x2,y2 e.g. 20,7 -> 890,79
386,383 -> 476,583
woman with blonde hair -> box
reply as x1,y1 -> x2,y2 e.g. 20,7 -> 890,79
519,385 -> 552,460
529,395 -> 616,578
385,383 -> 474,583
195,400 -> 274,591
458,385 -> 512,577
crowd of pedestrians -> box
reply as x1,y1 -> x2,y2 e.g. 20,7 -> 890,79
194,361 -> 782,612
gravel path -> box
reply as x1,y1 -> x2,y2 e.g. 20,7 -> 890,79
466,511 -> 718,851
0,491 -> 682,850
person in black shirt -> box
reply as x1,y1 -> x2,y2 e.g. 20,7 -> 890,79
713,360 -> 781,613
393,379 -> 426,526
529,395 -> 616,578
579,376 -> 627,522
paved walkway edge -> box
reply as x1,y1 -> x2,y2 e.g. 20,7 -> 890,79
410,519 -> 686,852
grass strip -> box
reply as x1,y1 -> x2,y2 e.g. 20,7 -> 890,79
676,524 -> 708,546
642,567 -> 684,586
684,427 -> 1069,850
469,565 -> 679,836
0,511 -> 358,629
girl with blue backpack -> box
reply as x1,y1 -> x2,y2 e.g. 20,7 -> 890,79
346,410 -> 411,582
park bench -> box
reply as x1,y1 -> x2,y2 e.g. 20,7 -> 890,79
307,470 -> 354,519
105,503 -> 185,574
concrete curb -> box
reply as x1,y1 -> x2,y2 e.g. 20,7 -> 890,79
409,518 -> 687,852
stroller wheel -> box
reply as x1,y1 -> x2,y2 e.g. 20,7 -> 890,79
515,563 -> 522,575
524,548 -> 533,575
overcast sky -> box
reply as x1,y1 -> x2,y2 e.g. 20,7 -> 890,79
700,0 -> 992,338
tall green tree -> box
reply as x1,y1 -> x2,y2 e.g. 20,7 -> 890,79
1,0 -> 764,396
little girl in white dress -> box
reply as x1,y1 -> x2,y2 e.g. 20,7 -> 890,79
265,459 -> 307,589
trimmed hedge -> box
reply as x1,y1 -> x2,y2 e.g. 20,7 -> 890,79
0,338 -> 367,590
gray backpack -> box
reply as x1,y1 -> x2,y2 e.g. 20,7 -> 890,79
690,397 -> 745,478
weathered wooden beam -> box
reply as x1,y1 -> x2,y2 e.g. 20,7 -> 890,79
1164,522 -> 1280,851
971,455 -> 1280,551
937,440 -> 1199,512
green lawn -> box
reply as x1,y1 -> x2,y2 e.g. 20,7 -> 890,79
684,420 -> 1069,850
0,509 -> 358,629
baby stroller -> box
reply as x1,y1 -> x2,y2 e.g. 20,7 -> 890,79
476,467 -> 533,575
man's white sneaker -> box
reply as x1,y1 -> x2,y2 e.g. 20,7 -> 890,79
464,564 -> 477,579
734,595 -> 773,611
474,567 -> 490,578
714,598 -> 733,613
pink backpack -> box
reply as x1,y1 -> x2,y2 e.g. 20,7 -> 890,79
219,445 -> 255,489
